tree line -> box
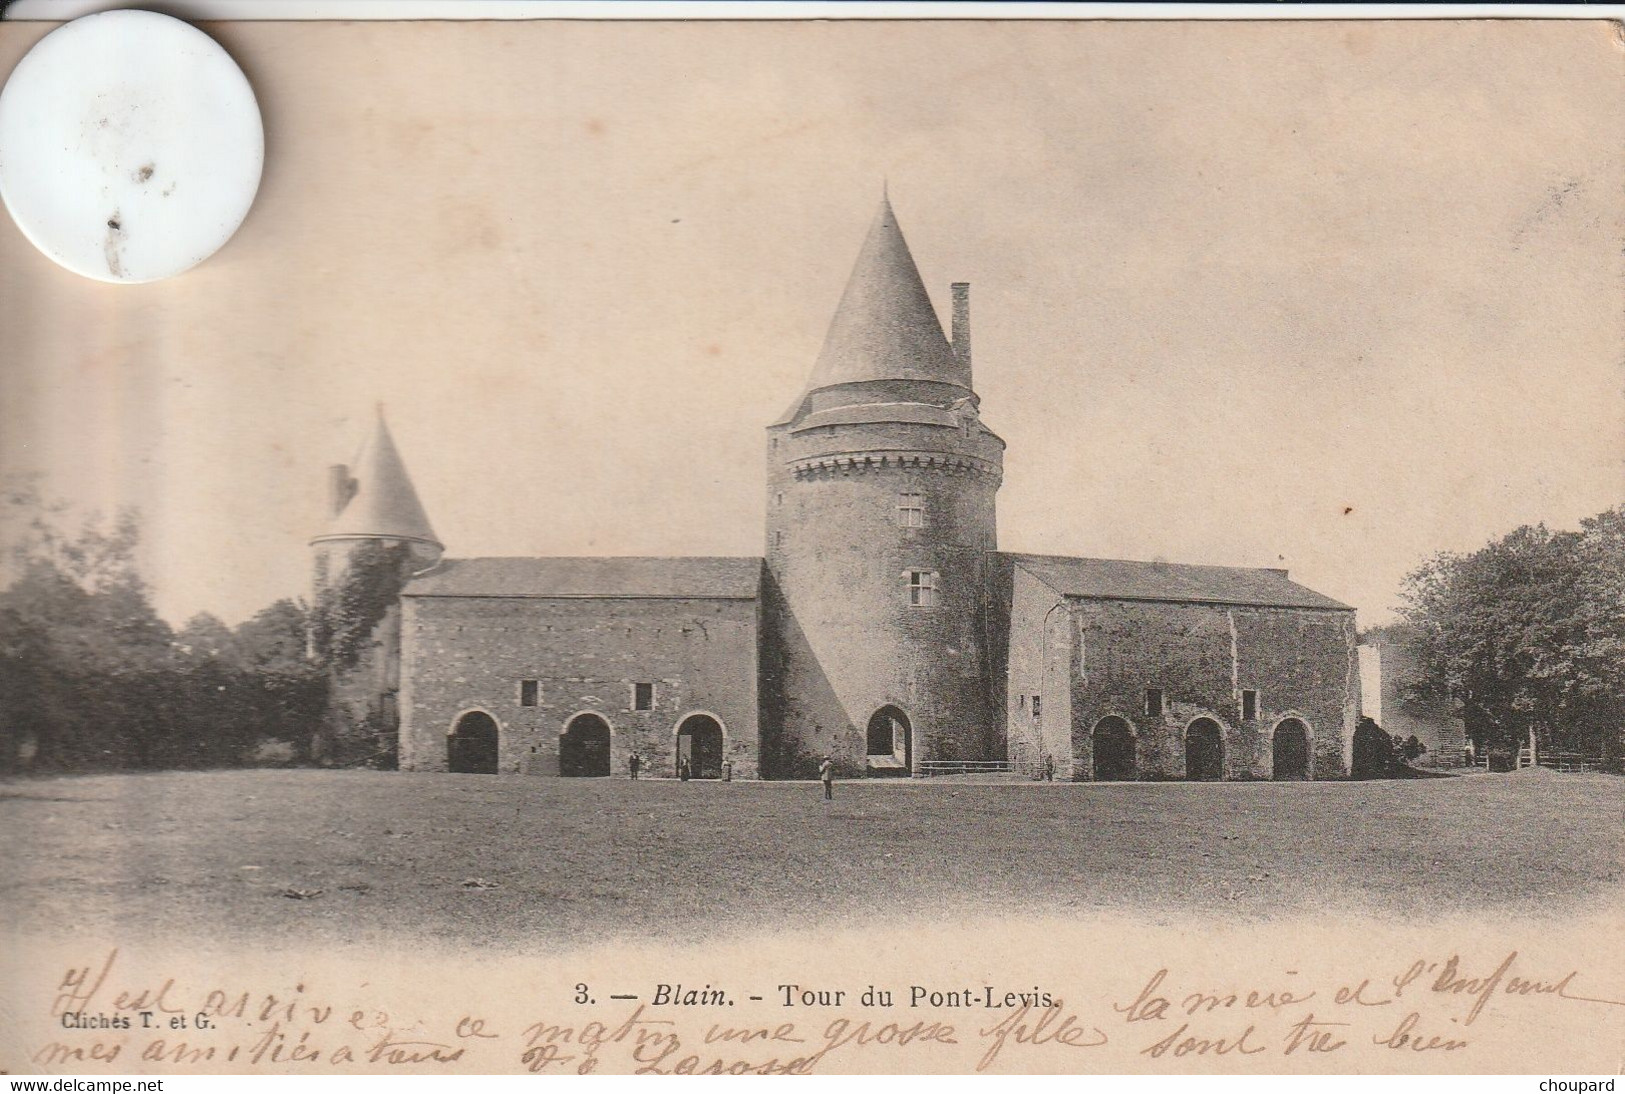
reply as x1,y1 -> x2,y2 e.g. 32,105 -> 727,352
0,481 -> 326,775
1392,504 -> 1625,768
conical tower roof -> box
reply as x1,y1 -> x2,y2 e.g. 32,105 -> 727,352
803,195 -> 969,392
315,409 -> 441,548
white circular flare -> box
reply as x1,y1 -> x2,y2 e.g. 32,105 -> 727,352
0,10 -> 264,283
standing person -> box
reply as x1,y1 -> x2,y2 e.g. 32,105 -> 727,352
628,751 -> 641,780
679,757 -> 691,782
819,754 -> 834,801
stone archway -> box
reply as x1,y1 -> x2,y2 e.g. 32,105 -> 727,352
1186,718 -> 1225,781
560,713 -> 612,777
1273,718 -> 1311,780
865,706 -> 912,776
676,714 -> 725,779
1092,716 -> 1137,781
448,711 -> 499,774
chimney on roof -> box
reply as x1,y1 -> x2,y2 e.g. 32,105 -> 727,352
950,282 -> 971,373
327,464 -> 356,518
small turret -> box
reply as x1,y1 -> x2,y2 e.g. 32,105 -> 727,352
309,408 -> 442,766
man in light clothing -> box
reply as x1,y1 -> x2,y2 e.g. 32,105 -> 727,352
819,754 -> 834,801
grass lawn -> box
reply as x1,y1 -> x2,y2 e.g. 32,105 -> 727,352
1,768 -> 1618,950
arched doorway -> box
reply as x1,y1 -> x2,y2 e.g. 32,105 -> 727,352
1273,718 -> 1310,780
1092,716 -> 1137,781
448,711 -> 499,774
1186,718 -> 1224,781
865,706 -> 912,776
560,713 -> 612,777
676,714 -> 725,779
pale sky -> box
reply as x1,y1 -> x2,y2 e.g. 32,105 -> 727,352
2,19 -> 1621,627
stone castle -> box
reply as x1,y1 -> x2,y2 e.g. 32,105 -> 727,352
310,197 -> 1361,781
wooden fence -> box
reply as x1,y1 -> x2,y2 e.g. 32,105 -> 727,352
1518,748 -> 1606,773
914,760 -> 1016,778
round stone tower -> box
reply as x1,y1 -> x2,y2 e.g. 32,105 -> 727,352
309,408 -> 443,765
763,195 -> 1004,778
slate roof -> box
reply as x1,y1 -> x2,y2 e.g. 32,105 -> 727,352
403,557 -> 762,599
1005,552 -> 1352,611
803,195 -> 969,392
792,401 -> 962,432
313,410 -> 441,548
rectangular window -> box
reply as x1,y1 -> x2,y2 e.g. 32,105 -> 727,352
897,492 -> 925,528
519,679 -> 539,707
907,570 -> 938,608
1032,694 -> 1042,719
1241,689 -> 1258,721
633,682 -> 654,711
1145,687 -> 1164,717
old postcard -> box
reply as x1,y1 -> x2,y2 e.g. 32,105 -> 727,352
1,15 -> 1622,1076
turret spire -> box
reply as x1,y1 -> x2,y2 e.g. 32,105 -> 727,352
803,195 -> 970,392
313,411 -> 441,549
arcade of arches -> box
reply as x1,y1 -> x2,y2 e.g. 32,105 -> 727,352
447,705 -> 1320,781
1074,713 -> 1319,781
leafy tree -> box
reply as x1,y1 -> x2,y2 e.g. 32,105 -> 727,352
1351,716 -> 1396,777
0,480 -> 326,774
0,526 -> 173,769
176,613 -> 242,666
235,599 -> 327,763
1398,505 -> 1625,767
236,599 -> 311,669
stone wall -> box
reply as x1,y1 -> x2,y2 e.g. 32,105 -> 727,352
1359,641 -> 1468,761
762,531 -> 997,777
399,594 -> 760,778
1003,565 -> 1073,777
1066,599 -> 1358,780
763,468 -> 999,775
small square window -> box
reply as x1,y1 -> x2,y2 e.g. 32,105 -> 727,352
907,570 -> 938,607
897,492 -> 925,528
1145,687 -> 1164,717
1241,689 -> 1258,721
633,682 -> 654,711
519,679 -> 539,707
1032,694 -> 1042,718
